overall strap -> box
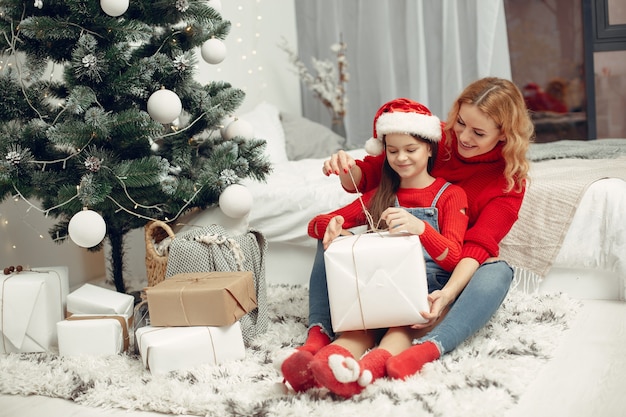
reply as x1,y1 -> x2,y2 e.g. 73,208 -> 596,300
431,182 -> 451,208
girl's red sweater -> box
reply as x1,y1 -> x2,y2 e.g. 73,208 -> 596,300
307,177 -> 468,272
353,136 -> 525,264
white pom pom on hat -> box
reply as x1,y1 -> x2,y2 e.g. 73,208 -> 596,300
365,98 -> 442,155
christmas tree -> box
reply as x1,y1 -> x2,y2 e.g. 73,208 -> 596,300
0,0 -> 272,293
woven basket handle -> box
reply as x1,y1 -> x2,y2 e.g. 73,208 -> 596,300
144,220 -> 176,288
145,220 -> 175,245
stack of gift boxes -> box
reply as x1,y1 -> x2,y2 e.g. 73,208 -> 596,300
1,266 -> 255,375
139,271 -> 255,374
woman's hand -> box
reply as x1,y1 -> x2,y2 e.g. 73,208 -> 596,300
381,207 -> 425,235
322,216 -> 345,249
412,289 -> 453,329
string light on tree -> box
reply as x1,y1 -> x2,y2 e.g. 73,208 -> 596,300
100,0 -> 130,17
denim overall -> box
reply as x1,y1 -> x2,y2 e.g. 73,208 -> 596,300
395,181 -> 452,293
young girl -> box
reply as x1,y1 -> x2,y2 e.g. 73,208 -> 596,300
281,98 -> 468,397
283,77 -> 533,394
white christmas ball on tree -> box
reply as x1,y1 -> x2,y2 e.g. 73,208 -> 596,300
147,89 -> 182,124
224,118 -> 254,140
201,38 -> 227,65
68,209 -> 107,248
219,184 -> 253,218
100,0 -> 129,17
219,115 -> 236,138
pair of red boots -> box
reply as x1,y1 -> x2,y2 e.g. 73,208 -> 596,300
280,326 -> 440,398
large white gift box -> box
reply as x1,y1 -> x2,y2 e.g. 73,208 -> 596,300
324,232 -> 429,332
57,314 -> 130,356
0,266 -> 69,353
135,323 -> 245,375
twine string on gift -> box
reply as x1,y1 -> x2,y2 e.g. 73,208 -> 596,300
204,327 -> 218,364
1,268 -> 63,353
177,285 -> 193,326
345,170 -> 394,330
347,170 -> 386,234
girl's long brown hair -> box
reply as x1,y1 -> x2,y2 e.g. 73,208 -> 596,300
366,136 -> 437,230
444,77 -> 534,192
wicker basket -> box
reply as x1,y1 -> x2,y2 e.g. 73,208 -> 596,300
144,220 -> 176,288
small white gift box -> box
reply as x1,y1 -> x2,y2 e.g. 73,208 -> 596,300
324,232 -> 429,332
135,323 -> 245,375
0,266 -> 69,353
57,314 -> 130,356
67,283 -> 134,318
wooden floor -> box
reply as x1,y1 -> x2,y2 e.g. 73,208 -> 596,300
2,297 -> 625,417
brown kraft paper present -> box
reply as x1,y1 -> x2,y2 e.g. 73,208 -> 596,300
146,271 -> 257,327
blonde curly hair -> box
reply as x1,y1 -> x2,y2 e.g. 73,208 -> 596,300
444,77 -> 534,193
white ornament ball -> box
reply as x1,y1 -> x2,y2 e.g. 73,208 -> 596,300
219,184 -> 253,218
201,38 -> 227,65
68,210 -> 107,248
147,89 -> 182,124
100,0 -> 129,17
224,118 -> 254,140
220,115 -> 236,138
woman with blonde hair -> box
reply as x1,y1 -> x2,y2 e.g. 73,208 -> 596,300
280,77 -> 534,393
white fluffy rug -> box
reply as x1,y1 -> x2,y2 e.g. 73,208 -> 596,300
0,285 -> 579,417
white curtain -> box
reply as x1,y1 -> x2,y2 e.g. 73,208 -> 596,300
295,0 -> 512,146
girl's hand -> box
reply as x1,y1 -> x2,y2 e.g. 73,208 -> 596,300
412,289 -> 452,329
322,216 -> 345,249
381,207 -> 425,235
323,150 -> 355,176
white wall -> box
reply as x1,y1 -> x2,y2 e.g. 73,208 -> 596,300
0,0 -> 300,289
196,0 -> 301,114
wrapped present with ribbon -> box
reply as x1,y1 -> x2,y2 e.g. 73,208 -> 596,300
0,266 -> 69,353
135,323 -> 245,375
145,271 -> 257,327
57,314 -> 130,356
324,231 -> 429,332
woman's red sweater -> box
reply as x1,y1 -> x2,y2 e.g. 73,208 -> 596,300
352,136 -> 525,264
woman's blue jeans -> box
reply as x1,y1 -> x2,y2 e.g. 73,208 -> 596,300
307,240 -> 513,353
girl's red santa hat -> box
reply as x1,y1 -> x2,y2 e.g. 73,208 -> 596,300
364,98 -> 442,155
